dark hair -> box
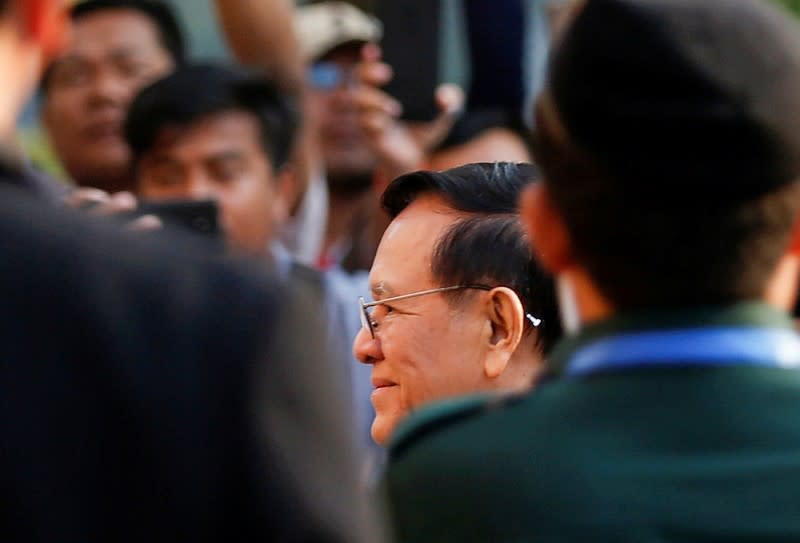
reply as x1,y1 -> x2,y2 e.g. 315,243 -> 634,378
72,0 -> 184,64
433,215 -> 561,354
532,0 -> 800,309
125,63 -> 298,170
382,162 -> 562,355
40,0 -> 185,92
533,102 -> 800,309
382,162 -> 537,219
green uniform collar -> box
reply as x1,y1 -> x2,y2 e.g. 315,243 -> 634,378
546,302 -> 795,378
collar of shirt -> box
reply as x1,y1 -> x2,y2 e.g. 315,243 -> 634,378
544,302 -> 796,379
269,241 -> 294,282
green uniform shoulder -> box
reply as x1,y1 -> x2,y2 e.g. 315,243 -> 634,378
388,392 -> 525,460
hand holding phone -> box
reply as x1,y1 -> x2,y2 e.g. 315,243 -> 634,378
132,199 -> 221,239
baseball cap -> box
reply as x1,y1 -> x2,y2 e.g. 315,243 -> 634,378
539,0 -> 800,205
295,2 -> 383,62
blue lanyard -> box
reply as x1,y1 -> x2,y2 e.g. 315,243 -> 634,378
566,327 -> 800,378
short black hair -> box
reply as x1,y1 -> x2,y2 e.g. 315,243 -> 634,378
382,162 -> 535,218
434,214 -> 560,353
40,0 -> 184,93
125,63 -> 298,171
382,162 -> 562,354
71,0 -> 184,64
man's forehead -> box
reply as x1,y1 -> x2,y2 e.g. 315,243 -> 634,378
369,194 -> 466,294
318,42 -> 363,65
65,9 -> 165,58
392,194 -> 466,228
145,112 -> 263,159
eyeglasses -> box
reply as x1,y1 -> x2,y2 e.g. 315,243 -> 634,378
358,285 -> 543,339
308,62 -> 357,90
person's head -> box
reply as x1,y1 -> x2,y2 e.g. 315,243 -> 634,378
297,2 -> 382,194
41,0 -> 184,192
125,63 -> 298,256
0,0 -> 69,139
353,162 -> 560,445
524,0 -> 800,323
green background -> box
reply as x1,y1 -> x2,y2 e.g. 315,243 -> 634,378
776,0 -> 800,15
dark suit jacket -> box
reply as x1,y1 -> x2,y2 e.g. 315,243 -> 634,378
0,186 -> 384,542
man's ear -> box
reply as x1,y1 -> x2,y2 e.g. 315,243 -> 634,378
483,287 -> 525,380
18,0 -> 69,59
520,182 -> 574,275
272,165 -> 297,225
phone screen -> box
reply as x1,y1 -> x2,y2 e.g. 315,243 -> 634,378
376,0 -> 441,121
135,199 -> 221,239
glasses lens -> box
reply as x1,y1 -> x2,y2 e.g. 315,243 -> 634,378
309,62 -> 343,90
358,297 -> 374,338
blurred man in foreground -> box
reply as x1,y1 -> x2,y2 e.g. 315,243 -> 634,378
353,163 -> 560,446
0,1 -> 381,540
385,0 -> 800,541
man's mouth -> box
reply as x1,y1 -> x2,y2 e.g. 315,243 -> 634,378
371,377 -> 396,390
83,119 -> 123,143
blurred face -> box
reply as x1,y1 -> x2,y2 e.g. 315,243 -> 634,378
43,8 -> 175,191
136,110 -> 286,256
307,44 -> 377,192
353,196 -> 491,445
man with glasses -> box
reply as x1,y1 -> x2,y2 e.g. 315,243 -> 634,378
353,162 -> 560,446
41,0 -> 184,194
296,2 -> 383,271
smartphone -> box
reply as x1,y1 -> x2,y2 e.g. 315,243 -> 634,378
376,0 -> 441,121
133,199 -> 221,239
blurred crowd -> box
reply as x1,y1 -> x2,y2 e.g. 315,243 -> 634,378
2,0 -> 800,541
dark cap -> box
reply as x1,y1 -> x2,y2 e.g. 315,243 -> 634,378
542,0 -> 800,204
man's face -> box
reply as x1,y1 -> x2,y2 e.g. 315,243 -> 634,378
136,110 -> 285,256
43,8 -> 175,190
353,196 -> 490,445
307,44 -> 377,191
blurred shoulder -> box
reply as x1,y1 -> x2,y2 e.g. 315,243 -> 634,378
388,391 -> 528,462
0,185 -> 277,341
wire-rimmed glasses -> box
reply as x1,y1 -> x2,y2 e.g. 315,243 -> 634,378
358,284 -> 542,339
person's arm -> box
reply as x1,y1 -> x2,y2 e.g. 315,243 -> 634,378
213,0 -> 313,218
213,0 -> 304,93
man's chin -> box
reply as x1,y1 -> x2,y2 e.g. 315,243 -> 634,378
72,158 -> 134,191
371,419 -> 392,446
370,406 -> 404,447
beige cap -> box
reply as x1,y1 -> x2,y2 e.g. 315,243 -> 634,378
295,2 -> 383,61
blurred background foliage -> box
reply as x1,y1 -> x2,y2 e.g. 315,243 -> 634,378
776,0 -> 800,15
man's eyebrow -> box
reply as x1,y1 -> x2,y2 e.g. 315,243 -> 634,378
53,47 -> 144,66
370,282 -> 394,298
207,150 -> 246,162
48,55 -> 84,69
143,153 -> 179,167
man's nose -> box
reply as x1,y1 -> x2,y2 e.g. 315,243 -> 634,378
329,83 -> 358,109
87,72 -> 130,107
353,326 -> 382,365
184,173 -> 218,200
